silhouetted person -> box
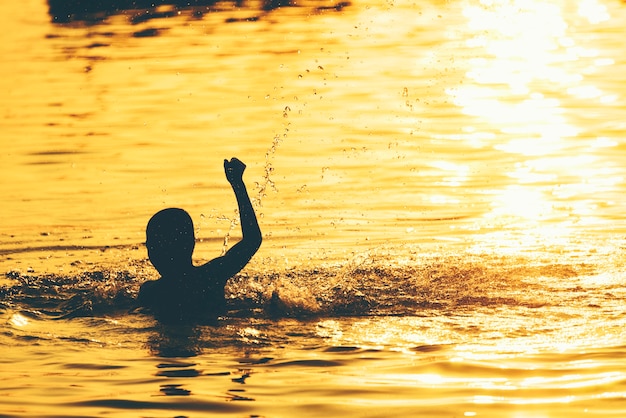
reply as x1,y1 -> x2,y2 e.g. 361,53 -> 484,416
138,158 -> 262,322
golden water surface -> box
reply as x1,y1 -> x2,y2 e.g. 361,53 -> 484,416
1,0 -> 624,269
1,0 -> 626,417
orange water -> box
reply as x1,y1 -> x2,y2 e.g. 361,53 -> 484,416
1,0 -> 626,416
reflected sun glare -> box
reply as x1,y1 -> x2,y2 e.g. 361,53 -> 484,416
9,313 -> 29,327
447,0 -> 620,247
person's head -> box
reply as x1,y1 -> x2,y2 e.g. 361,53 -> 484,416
146,208 -> 195,276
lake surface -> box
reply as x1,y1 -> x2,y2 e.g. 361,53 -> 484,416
1,0 -> 626,416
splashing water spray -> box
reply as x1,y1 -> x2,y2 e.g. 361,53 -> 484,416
218,107 -> 290,255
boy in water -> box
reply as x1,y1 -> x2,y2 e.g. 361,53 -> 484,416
138,158 -> 262,321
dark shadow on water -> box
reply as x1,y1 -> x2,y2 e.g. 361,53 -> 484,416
48,0 -> 223,24
147,323 -> 204,358
71,398 -> 247,411
47,0 -> 351,24
147,324 -> 205,401
0,242 -> 140,256
145,322 -> 261,405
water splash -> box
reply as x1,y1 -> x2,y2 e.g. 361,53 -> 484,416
2,246 -> 618,323
1,268 -> 141,319
217,214 -> 240,256
256,131 -> 285,208
218,107 -> 288,255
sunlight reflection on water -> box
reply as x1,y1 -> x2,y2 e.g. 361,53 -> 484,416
1,1 -> 626,416
437,0 -> 626,254
1,0 -> 624,271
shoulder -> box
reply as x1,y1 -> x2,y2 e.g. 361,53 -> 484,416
196,260 -> 229,286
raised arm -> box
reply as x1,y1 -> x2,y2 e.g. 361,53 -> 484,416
202,158 -> 262,282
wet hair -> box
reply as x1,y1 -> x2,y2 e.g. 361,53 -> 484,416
146,208 -> 195,273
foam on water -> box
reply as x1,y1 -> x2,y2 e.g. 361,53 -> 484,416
2,243 -> 623,321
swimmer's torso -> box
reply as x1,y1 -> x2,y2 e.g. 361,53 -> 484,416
138,269 -> 226,321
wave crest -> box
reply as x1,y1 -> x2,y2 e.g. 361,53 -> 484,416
2,251 -> 595,319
